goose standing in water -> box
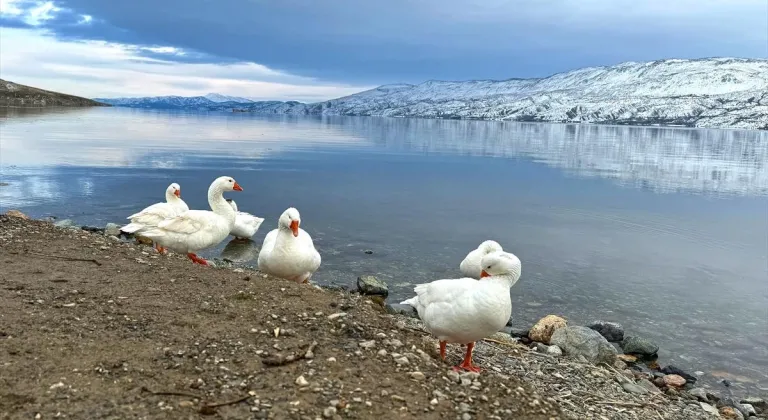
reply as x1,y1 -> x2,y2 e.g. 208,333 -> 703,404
121,182 -> 189,254
134,176 -> 242,265
257,207 -> 321,283
401,251 -> 521,372
225,199 -> 264,240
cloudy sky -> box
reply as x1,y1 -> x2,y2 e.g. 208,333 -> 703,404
0,0 -> 766,101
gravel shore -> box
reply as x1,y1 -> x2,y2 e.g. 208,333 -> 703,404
0,214 -> 763,419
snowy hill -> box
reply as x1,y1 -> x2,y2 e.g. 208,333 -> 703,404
294,58 -> 768,130
93,95 -> 222,109
204,93 -> 253,103
94,58 -> 768,129
94,94 -> 255,109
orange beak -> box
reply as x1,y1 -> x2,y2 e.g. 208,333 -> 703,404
480,270 -> 490,278
174,189 -> 181,198
233,182 -> 243,191
290,220 -> 299,237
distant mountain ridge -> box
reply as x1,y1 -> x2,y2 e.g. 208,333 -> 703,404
204,93 -> 253,103
94,58 -> 768,129
1,79 -> 109,108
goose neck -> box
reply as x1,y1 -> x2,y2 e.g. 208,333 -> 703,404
488,274 -> 519,288
208,185 -> 235,221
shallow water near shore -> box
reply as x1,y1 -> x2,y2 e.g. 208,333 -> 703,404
1,107 -> 767,395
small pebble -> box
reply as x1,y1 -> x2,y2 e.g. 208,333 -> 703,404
409,371 -> 425,381
547,345 -> 563,357
359,340 -> 376,349
295,376 -> 309,387
622,382 -> 649,395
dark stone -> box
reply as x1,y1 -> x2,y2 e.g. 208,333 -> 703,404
621,336 -> 659,356
707,390 -> 722,404
356,275 -> 388,297
81,226 -> 104,233
660,365 -> 697,384
586,321 -> 625,342
510,328 -> 530,338
384,303 -> 419,319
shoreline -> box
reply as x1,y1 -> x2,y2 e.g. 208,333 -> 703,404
1,212 -> 765,419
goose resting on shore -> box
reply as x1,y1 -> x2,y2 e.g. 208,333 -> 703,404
459,240 -> 503,279
121,182 -> 189,254
401,251 -> 521,372
257,207 -> 321,283
133,176 -> 242,265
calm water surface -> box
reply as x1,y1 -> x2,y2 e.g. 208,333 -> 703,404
1,108 -> 767,394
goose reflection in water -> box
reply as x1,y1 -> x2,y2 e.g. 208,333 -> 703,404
221,238 -> 260,263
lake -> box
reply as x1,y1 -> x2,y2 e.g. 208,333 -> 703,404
1,107 -> 767,394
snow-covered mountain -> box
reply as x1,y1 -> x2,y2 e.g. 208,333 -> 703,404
204,93 -> 253,103
291,58 -> 767,130
93,95 -> 256,109
94,58 -> 768,129
92,95 -> 224,109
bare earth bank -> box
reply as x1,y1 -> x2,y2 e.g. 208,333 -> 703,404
0,215 -> 759,420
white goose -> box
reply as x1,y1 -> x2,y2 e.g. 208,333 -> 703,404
401,251 -> 521,372
257,207 -> 321,283
121,182 -> 189,254
225,199 -> 265,240
400,239 -> 505,309
134,176 -> 242,265
459,240 -> 503,279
